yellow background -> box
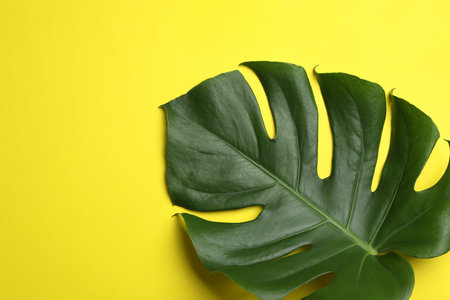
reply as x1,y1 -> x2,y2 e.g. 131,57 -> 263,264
1,0 -> 449,299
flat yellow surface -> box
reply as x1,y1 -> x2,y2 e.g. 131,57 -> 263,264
1,0 -> 449,299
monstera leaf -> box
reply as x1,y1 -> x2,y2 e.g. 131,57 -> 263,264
162,61 -> 450,300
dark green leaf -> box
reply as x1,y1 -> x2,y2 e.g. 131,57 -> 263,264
162,61 -> 450,300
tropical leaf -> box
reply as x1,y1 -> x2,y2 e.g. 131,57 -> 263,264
161,61 -> 450,300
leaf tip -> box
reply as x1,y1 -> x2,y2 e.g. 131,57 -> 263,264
239,61 -> 255,68
312,64 -> 320,77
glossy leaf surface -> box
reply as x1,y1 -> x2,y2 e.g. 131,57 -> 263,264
162,62 -> 450,300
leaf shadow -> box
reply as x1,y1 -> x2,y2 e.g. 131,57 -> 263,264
174,217 -> 256,299
284,272 -> 335,299
159,106 -> 174,208
174,216 -> 333,300
404,254 -> 432,273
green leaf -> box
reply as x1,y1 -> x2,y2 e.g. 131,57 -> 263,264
161,61 -> 450,300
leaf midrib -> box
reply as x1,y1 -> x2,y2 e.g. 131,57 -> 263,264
211,129 -> 378,255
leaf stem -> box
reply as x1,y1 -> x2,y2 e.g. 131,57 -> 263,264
200,124 -> 378,256
220,138 -> 378,255
274,177 -> 378,255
